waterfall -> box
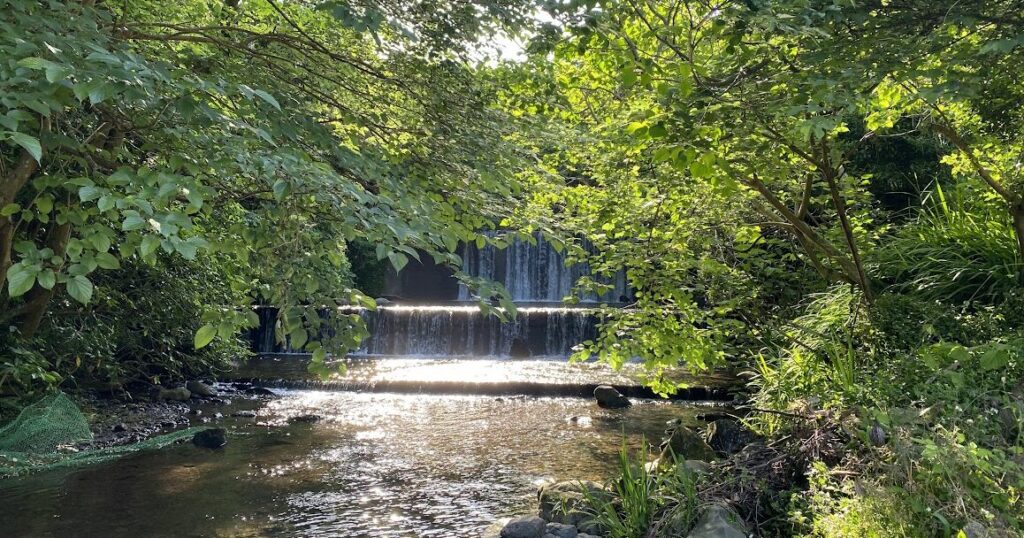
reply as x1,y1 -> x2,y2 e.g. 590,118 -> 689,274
251,233 -> 625,358
457,233 -> 629,303
251,306 -> 599,358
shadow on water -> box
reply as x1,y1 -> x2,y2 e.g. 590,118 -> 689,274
0,390 -> 720,537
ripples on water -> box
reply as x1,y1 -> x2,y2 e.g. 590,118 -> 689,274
0,390 -> 716,537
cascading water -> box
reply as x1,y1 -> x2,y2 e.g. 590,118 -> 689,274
457,233 -> 629,303
354,305 -> 597,357
251,233 -> 624,357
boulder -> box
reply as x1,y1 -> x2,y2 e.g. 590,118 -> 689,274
232,410 -> 257,418
500,515 -> 546,538
288,414 -> 322,424
704,419 -> 757,455
157,387 -> 191,401
544,522 -> 578,538
186,380 -> 218,398
661,426 -> 716,461
687,504 -> 747,538
538,480 -> 607,533
593,385 -> 631,409
192,428 -> 227,449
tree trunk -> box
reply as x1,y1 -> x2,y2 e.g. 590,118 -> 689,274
16,221 -> 72,338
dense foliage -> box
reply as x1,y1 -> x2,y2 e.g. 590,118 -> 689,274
1,0 -> 532,390
3,0 -> 1024,535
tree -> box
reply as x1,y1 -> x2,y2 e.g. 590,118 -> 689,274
0,0 -> 533,370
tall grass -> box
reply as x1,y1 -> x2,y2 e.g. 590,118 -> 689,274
581,440 -> 699,538
878,182 -> 1022,304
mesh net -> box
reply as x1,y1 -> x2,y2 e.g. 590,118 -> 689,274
0,392 -> 201,477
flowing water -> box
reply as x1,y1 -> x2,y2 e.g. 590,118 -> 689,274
0,234 -> 725,537
0,388 -> 719,537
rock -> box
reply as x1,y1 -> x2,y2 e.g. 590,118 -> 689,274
192,428 -> 227,449
576,535 -> 600,538
962,519 -> 989,538
661,426 -> 716,461
705,419 -> 757,455
112,423 -> 127,433
232,410 -> 257,418
482,519 -> 510,538
375,297 -> 392,306
538,480 -> 607,532
500,515 -> 546,538
509,337 -> 531,358
544,522 -> 577,538
288,414 -> 321,424
186,380 -> 218,398
157,387 -> 191,401
683,459 -> 711,473
868,423 -> 887,446
245,386 -> 276,396
997,404 -> 1021,442
593,385 -> 631,409
687,504 -> 747,538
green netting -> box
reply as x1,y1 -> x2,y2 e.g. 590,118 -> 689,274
0,392 -> 201,477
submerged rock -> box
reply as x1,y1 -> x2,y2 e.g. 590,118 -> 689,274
288,414 -> 321,424
661,426 -> 716,461
538,480 -> 607,533
482,519 -> 511,538
687,504 -> 747,538
500,515 -> 546,538
186,380 -> 218,398
593,385 -> 631,409
192,428 -> 227,449
705,419 -> 758,455
232,410 -> 257,418
157,387 -> 191,401
544,522 -> 578,538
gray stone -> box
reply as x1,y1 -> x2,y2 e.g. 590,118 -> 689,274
962,519 -> 989,538
997,403 -> 1021,442
704,419 -> 757,455
577,535 -> 600,538
545,522 -> 578,538
192,428 -> 227,449
482,518 -> 510,538
157,387 -> 191,401
232,410 -> 257,418
687,504 -> 746,538
186,380 -> 218,397
661,426 -> 716,461
538,481 -> 606,533
500,515 -> 546,538
593,385 -> 631,409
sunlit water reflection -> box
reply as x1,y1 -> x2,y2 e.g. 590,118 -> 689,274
0,390 -> 717,537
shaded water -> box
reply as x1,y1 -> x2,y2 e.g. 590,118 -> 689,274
0,389 -> 717,537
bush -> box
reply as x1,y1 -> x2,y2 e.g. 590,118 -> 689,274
30,253 -> 251,390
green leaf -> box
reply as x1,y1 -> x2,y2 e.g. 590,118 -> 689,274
312,347 -> 327,364
388,251 -> 408,272
95,252 -> 120,270
272,180 -> 288,201
66,275 -> 93,304
194,324 -> 218,349
252,89 -> 281,110
290,328 -> 309,350
6,264 -> 35,297
980,347 -> 1010,371
1,203 -> 20,217
37,268 -> 55,290
140,235 -> 161,257
6,132 -> 42,163
122,215 -> 146,231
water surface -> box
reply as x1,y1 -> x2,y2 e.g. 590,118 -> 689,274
0,390 -> 715,537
